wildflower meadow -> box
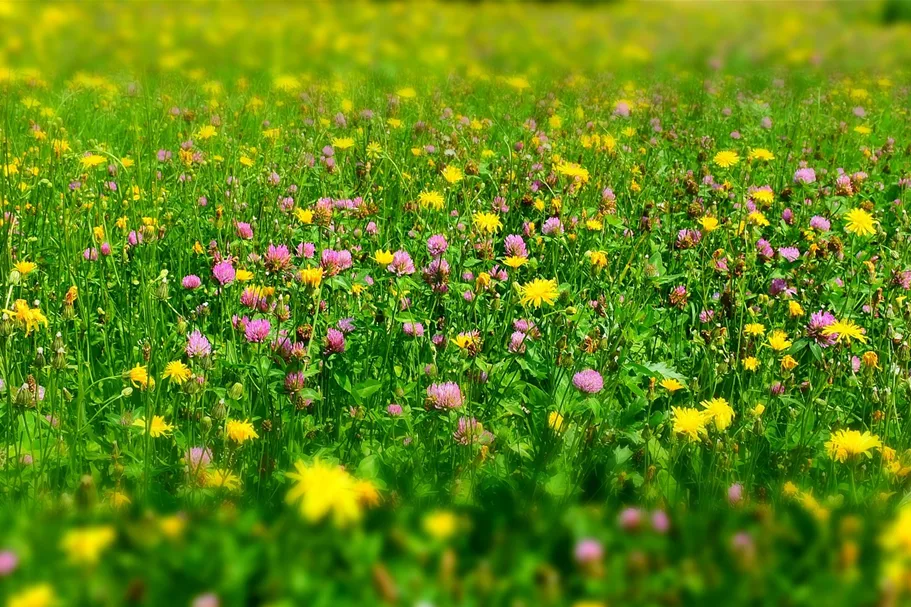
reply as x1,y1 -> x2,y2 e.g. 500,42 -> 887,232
3,1 -> 911,605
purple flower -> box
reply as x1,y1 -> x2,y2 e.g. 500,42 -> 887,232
676,228 -> 702,249
264,244 -> 292,271
388,250 -> 415,276
453,416 -> 493,445
574,538 -> 604,564
572,369 -> 604,394
793,168 -> 816,185
427,234 -> 449,257
728,483 -> 744,505
0,550 -> 19,576
387,403 -> 403,417
651,510 -> 670,534
186,330 -> 211,358
807,311 -> 837,347
618,507 -> 643,531
508,331 -> 527,354
182,275 -> 202,289
212,261 -> 236,285
324,327 -> 346,354
320,249 -> 353,276
542,217 -> 564,236
403,322 -> 424,337
504,234 -> 528,258
426,382 -> 464,410
186,447 -> 212,474
284,371 -> 306,394
235,222 -> 254,240
778,247 -> 800,262
809,215 -> 831,231
244,318 -> 271,343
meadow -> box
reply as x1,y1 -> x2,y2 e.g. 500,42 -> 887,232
2,1 -> 911,605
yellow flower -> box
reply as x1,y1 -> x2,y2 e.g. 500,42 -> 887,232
235,269 -> 254,282
844,208 -> 876,237
555,161 -> 590,183
671,406 -> 707,441
751,403 -> 766,416
127,364 -> 149,388
226,419 -> 259,444
286,459 -> 363,527
133,415 -> 174,438
789,300 -> 805,317
373,250 -> 395,265
8,584 -> 57,607
61,526 -> 116,565
748,148 -> 775,162
781,355 -> 798,371
767,330 -> 792,351
3,299 -> 49,335
503,255 -> 527,269
423,510 -> 458,541
825,429 -> 881,463
862,350 -> 880,369
332,137 -> 355,150
163,360 -> 192,385
206,468 -> 241,491
195,125 -> 217,140
752,188 -> 774,205
743,356 -> 760,371
239,155 -> 255,167
854,125 -> 871,135
159,514 -> 187,539
80,154 -> 107,169
294,208 -> 314,224
699,216 -> 719,232
660,378 -> 685,393
748,211 -> 769,227
822,319 -> 868,344
518,278 -> 559,308
548,411 -> 565,432
298,266 -> 324,288
585,218 -> 603,231
108,490 -> 131,510
396,87 -> 417,99
700,397 -> 734,431
587,250 -> 608,269
473,212 -> 502,234
418,190 -> 445,210
441,165 -> 463,184
782,481 -> 799,498
451,332 -> 481,351
743,323 -> 765,337
14,261 -> 37,275
713,150 -> 740,168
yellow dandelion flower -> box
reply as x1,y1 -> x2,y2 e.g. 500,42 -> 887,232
286,459 -> 363,527
713,150 -> 740,168
226,418 -> 259,444
332,137 -> 355,150
660,378 -> 685,393
671,406 -> 707,441
441,165 -> 463,184
768,330 -> 792,351
826,429 -> 881,463
61,526 -> 116,565
518,278 -> 559,308
133,415 -> 174,438
844,208 -> 876,237
163,360 -> 192,385
700,397 -> 735,431
473,212 -> 502,234
822,319 -> 868,344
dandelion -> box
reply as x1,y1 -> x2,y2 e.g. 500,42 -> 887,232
418,191 -> 445,210
3,299 -> 48,335
518,278 -> 559,308
14,261 -> 37,275
286,459 -> 363,527
61,526 -> 116,565
713,150 -> 740,168
473,212 -> 502,234
423,510 -> 458,541
133,415 -> 175,438
672,406 -> 707,441
844,208 -> 876,237
7,584 -> 57,607
373,249 -> 394,265
700,397 -> 735,431
127,364 -> 149,388
441,165 -> 463,184
825,429 -> 881,463
822,319 -> 868,344
767,330 -> 792,351
163,360 -> 192,384
226,419 -> 259,444
660,378 -> 685,393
